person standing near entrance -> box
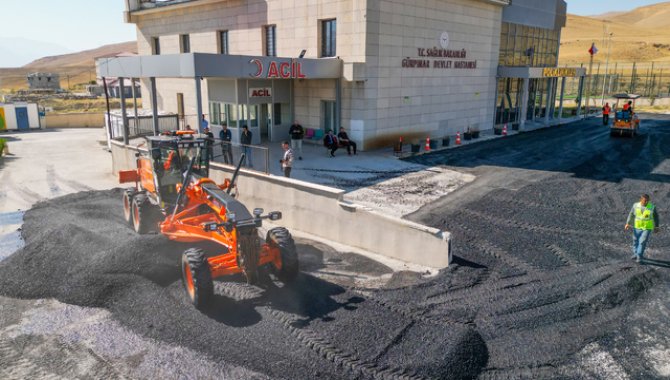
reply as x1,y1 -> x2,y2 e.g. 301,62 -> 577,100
602,102 -> 611,126
204,127 -> 215,161
240,125 -> 253,167
200,114 -> 208,133
625,194 -> 660,263
279,141 -> 294,178
289,122 -> 304,160
219,124 -> 233,164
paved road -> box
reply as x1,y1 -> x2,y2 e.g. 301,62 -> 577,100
1,119 -> 670,379
405,114 -> 670,378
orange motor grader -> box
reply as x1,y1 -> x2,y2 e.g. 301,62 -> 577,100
119,131 -> 298,309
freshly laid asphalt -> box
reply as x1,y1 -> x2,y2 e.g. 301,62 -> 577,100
1,116 -> 670,379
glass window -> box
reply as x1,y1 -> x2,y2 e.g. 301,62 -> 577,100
249,105 -> 259,127
264,25 -> 276,56
180,34 -> 190,53
321,19 -> 337,57
209,102 -> 221,125
322,101 -> 336,131
226,104 -> 239,127
153,37 -> 160,55
219,30 -> 229,54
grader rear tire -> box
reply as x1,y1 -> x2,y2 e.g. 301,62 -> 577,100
267,227 -> 299,283
181,248 -> 213,310
132,195 -> 159,234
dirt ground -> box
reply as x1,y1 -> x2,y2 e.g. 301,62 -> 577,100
1,117 -> 670,379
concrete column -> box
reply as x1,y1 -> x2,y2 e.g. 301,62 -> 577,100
150,77 -> 159,135
119,77 -> 129,145
335,78 -> 342,132
195,77 -> 203,133
558,77 -> 566,122
544,78 -> 553,125
131,78 -> 139,134
519,78 -> 530,130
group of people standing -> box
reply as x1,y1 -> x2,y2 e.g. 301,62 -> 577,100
280,122 -> 357,177
197,115 -> 358,179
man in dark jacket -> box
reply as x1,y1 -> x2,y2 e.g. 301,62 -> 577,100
218,124 -> 233,164
240,125 -> 253,167
204,127 -> 215,161
289,122 -> 304,160
337,127 -> 357,155
323,130 -> 338,157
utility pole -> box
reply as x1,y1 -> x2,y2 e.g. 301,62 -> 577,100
601,29 -> 613,105
585,42 -> 597,117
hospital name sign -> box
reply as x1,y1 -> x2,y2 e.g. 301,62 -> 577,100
402,47 -> 477,70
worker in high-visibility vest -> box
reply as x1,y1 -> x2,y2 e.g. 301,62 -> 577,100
625,194 -> 660,263
602,102 -> 611,126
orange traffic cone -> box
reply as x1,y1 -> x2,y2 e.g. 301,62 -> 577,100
502,124 -> 508,136
456,132 -> 461,145
425,137 -> 431,152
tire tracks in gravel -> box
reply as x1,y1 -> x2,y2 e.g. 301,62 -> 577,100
461,208 -> 619,240
216,281 -> 426,380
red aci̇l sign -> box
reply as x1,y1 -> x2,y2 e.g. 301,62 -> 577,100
250,59 -> 306,79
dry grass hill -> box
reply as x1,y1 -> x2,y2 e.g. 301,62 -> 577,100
0,41 -> 136,91
560,2 -> 670,64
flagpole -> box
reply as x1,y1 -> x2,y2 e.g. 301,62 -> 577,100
585,42 -> 595,118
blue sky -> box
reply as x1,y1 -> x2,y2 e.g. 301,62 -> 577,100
0,0 -> 667,53
1,0 -> 136,52
566,0 -> 667,16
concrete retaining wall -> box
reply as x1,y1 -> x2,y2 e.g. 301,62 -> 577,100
110,141 -> 451,268
45,113 -> 104,128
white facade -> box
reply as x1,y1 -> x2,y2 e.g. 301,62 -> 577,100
125,0 -> 510,150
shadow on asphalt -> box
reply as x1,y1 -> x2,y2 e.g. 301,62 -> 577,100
203,273 -> 365,328
451,255 -> 488,269
642,258 -> 670,268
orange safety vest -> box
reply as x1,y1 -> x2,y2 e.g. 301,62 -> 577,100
623,103 -> 630,111
603,105 -> 611,115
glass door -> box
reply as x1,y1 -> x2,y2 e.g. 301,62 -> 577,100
258,104 -> 272,140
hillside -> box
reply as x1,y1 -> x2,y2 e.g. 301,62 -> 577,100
560,2 -> 670,64
0,41 -> 136,91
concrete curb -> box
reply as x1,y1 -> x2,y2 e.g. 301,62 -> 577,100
110,140 -> 452,268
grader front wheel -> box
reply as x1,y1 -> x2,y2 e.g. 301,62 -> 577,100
181,248 -> 213,309
267,227 -> 299,283
238,232 -> 260,285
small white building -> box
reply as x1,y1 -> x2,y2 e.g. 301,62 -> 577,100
0,103 -> 41,131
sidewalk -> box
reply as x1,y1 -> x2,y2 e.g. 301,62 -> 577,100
248,117 -> 588,189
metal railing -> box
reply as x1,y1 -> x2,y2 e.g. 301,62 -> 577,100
127,0 -> 196,12
106,112 -> 179,139
208,141 -> 270,174
564,61 -> 670,99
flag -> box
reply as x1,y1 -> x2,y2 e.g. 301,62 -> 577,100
588,43 -> 598,56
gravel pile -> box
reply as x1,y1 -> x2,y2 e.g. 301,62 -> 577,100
0,189 -> 484,379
